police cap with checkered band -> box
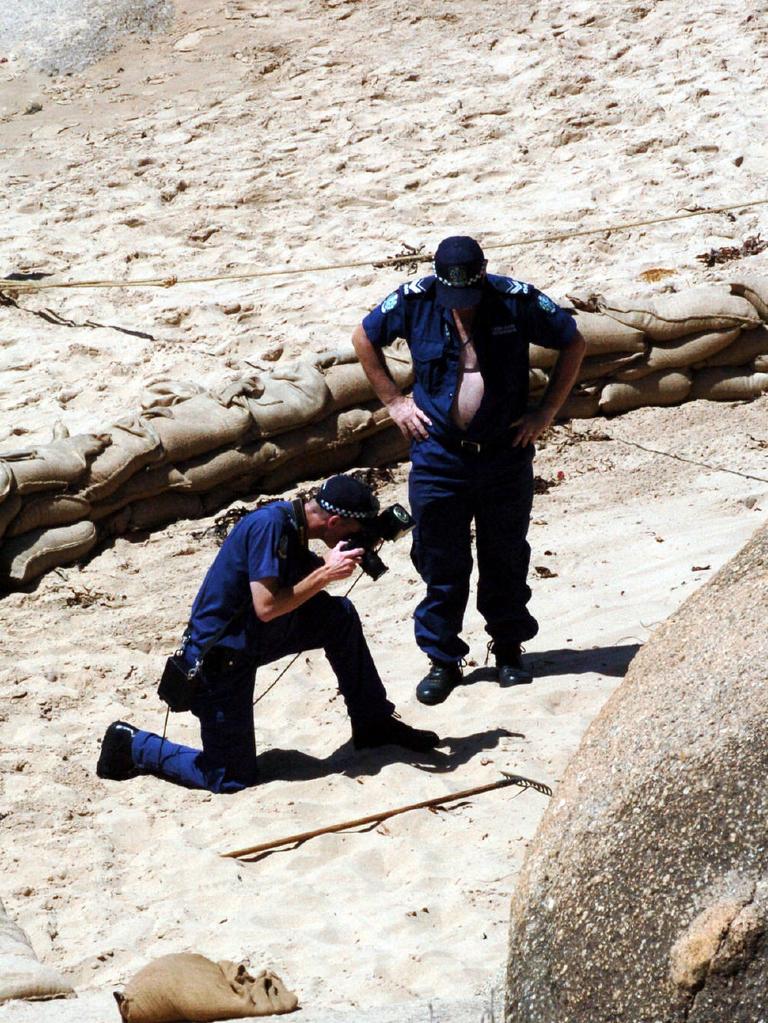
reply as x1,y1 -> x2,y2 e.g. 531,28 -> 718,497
433,235 -> 488,309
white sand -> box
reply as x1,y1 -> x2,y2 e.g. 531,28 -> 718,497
1,1 -> 767,1019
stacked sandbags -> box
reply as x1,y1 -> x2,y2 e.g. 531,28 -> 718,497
558,282 -> 768,416
2,281 -> 768,587
0,342 -> 414,588
0,896 -> 74,1004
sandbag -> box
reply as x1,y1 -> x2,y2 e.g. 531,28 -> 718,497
128,493 -> 204,531
359,425 -> 410,467
173,444 -> 278,494
558,387 -> 602,419
599,370 -> 692,415
528,344 -> 558,369
90,465 -> 189,520
141,377 -> 206,409
242,360 -> 331,437
529,368 -> 548,393
259,442 -> 363,493
0,492 -> 21,541
0,462 -> 20,540
754,353 -> 768,372
730,275 -> 768,321
81,416 -> 164,502
323,343 -> 413,412
7,494 -> 91,537
693,325 -> 768,368
577,351 -> 648,382
691,368 -> 768,402
0,521 -> 98,585
0,897 -> 74,1003
597,286 -> 760,342
616,327 -> 741,380
145,395 -> 252,463
571,310 -> 647,355
4,434 -> 107,495
116,953 -> 298,1023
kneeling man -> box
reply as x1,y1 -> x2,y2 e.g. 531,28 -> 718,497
97,475 -> 438,793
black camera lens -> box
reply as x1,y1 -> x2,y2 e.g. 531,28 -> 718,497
361,549 -> 387,581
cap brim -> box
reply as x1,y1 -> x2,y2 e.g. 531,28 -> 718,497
435,281 -> 484,309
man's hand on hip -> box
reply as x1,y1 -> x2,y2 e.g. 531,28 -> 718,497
324,542 -> 364,580
386,395 -> 432,441
511,409 -> 554,447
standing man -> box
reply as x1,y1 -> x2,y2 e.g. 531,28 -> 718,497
96,475 -> 439,793
352,236 -> 585,705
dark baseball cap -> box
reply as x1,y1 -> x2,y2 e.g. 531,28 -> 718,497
316,475 -> 380,520
433,235 -> 488,308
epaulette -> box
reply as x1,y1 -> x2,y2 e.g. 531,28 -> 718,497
402,275 -> 435,298
488,274 -> 532,297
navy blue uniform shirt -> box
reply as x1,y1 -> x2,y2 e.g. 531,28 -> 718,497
186,501 -> 322,657
362,274 -> 577,442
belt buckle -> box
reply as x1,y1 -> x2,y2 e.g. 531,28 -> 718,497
459,439 -> 482,454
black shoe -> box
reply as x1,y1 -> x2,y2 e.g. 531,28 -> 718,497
353,716 -> 440,752
416,659 -> 463,705
96,721 -> 139,780
493,643 -> 533,687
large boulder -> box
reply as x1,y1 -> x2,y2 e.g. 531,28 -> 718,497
506,520 -> 768,1023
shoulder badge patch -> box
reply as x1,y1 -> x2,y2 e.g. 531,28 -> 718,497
537,293 -> 556,314
380,292 -> 398,313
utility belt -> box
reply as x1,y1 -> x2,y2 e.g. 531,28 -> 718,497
439,431 -> 518,456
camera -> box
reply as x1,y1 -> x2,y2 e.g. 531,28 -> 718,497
343,503 -> 414,580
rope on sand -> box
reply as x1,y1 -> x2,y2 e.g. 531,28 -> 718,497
2,198 -> 767,293
221,772 -> 552,860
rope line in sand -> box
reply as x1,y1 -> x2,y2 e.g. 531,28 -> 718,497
221,772 -> 552,860
598,432 -> 768,485
2,197 -> 767,294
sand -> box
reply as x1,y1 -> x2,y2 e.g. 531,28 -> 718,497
1,1 -> 767,1020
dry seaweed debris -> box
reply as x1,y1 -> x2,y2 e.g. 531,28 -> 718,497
696,234 -> 768,267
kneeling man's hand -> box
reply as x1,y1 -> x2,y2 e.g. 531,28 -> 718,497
324,541 -> 364,580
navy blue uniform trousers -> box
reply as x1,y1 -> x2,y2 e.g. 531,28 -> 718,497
409,436 -> 538,663
131,592 -> 394,794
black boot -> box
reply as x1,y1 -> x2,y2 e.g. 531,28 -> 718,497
96,721 -> 139,780
416,659 -> 463,706
353,715 -> 440,752
492,642 -> 533,686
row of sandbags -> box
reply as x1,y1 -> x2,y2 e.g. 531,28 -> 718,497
0,343 -> 414,586
1,278 -> 768,587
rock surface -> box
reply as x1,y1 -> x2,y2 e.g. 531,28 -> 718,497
506,521 -> 768,1022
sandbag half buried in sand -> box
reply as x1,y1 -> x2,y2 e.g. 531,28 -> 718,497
115,953 -> 298,1022
0,896 -> 74,1003
597,286 -> 760,341
691,368 -> 768,402
0,521 -> 98,586
599,370 -> 692,415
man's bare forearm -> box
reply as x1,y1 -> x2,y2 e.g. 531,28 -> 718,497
352,324 -> 403,406
251,566 -> 333,623
539,331 -> 586,418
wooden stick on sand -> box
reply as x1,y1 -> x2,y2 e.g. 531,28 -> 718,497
221,772 -> 552,861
